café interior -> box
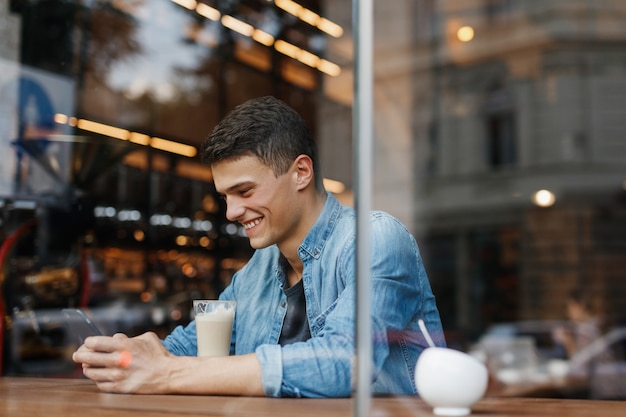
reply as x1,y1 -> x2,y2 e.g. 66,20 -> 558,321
0,0 -> 625,404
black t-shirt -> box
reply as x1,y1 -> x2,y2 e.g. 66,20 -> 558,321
278,279 -> 312,346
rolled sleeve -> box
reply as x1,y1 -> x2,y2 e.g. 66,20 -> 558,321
162,321 -> 198,356
255,344 -> 283,397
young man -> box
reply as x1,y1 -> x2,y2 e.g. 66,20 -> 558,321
73,96 -> 445,397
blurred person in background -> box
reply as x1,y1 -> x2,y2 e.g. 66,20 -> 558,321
552,288 -> 624,399
553,288 -> 604,360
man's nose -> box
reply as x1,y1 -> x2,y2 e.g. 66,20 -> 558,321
225,197 -> 245,221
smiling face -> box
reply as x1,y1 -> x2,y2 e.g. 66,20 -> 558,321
212,154 -> 306,252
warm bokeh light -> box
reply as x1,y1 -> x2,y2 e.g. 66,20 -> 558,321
199,236 -> 211,247
532,189 -> 556,207
56,114 -> 197,157
252,29 -> 275,46
221,15 -> 254,37
172,0 -> 196,10
195,3 -> 220,21
133,230 -> 145,242
169,0 -> 341,76
151,137 -> 197,158
54,113 -> 68,124
181,263 -> 197,278
317,59 -> 341,77
275,0 -> 343,38
77,118 -> 129,141
457,25 -> 475,42
129,132 -> 151,145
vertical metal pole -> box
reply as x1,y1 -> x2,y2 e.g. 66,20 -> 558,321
353,0 -> 373,416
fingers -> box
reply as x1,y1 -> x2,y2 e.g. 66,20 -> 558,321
73,349 -> 118,368
73,335 -> 130,367
83,365 -> 128,391
84,335 -> 128,352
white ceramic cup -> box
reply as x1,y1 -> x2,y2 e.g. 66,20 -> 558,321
193,300 -> 236,357
415,347 -> 488,416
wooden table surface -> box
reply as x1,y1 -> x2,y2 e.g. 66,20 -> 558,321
0,377 -> 624,417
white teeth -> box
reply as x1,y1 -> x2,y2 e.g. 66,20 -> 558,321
243,218 -> 261,229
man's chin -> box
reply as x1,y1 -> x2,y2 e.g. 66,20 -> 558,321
248,238 -> 271,250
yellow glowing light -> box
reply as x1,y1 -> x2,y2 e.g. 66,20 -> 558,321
298,49 -> 320,67
221,15 -> 254,37
51,115 -> 198,157
77,119 -> 129,140
181,263 -> 197,277
196,3 -> 220,21
532,189 -> 556,207
276,0 -> 343,38
54,113 -> 68,124
151,137 -> 197,158
134,230 -> 145,241
457,26 -> 475,42
172,0 -> 196,10
317,59 -> 341,77
299,9 -> 320,26
183,0 -> 340,76
274,39 -> 299,59
252,29 -> 275,46
275,0 -> 302,16
128,132 -> 151,146
318,17 -> 343,38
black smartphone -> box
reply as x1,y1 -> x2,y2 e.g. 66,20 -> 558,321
62,308 -> 103,345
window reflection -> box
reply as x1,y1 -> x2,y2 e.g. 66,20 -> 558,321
415,0 -> 626,401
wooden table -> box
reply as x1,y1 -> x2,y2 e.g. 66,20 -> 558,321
0,377 -> 624,417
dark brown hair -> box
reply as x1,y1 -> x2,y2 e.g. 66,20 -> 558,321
201,96 -> 323,192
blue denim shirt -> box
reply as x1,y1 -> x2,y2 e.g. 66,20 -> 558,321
162,193 -> 445,398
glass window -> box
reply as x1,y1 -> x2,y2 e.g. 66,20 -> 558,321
1,0 -> 625,403
0,0 -> 341,376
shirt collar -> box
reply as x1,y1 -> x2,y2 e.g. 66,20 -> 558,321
298,192 -> 343,260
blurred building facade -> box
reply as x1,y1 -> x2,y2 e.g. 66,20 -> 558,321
320,0 -> 626,344
417,0 -> 626,342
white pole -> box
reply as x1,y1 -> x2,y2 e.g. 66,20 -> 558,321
353,0 -> 373,416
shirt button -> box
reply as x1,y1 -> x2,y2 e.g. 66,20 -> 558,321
280,301 -> 286,308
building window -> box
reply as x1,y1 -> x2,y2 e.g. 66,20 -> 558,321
487,111 -> 516,168
485,86 -> 517,169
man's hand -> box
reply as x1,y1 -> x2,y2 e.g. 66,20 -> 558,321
73,332 -> 173,394
72,332 -> 265,396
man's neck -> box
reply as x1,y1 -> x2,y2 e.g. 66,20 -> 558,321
279,190 -> 327,287
284,264 -> 302,288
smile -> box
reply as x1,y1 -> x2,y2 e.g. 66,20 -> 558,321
242,218 -> 262,230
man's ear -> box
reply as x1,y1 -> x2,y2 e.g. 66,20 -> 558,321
293,154 -> 314,191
